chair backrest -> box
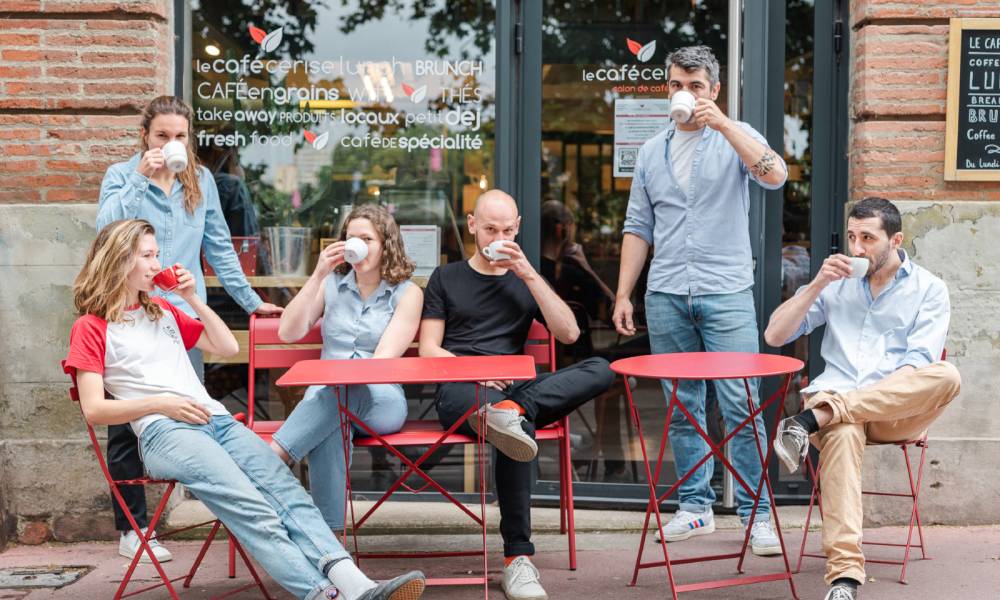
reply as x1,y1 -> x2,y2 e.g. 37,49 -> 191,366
61,360 -> 123,486
247,314 -> 556,425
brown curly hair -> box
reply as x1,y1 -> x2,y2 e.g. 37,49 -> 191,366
334,204 -> 415,284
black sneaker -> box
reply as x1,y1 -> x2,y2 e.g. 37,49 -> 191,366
357,570 -> 425,600
774,417 -> 810,474
823,582 -> 859,600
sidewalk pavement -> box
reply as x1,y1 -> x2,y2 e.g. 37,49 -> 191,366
2,506 -> 998,599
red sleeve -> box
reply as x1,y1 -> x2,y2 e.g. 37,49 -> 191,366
153,298 -> 205,350
64,315 -> 108,375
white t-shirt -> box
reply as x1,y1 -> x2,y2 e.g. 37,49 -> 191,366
64,297 -> 228,438
669,127 -> 704,195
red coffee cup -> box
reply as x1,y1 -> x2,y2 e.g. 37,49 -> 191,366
152,265 -> 180,292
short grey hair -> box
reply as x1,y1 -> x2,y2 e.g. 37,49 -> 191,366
666,45 -> 720,86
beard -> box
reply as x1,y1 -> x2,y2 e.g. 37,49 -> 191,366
868,244 -> 895,276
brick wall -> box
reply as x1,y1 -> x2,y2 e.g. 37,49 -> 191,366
850,1 -> 1000,200
0,0 -> 173,205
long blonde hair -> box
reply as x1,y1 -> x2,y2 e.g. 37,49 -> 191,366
74,219 -> 164,323
333,204 -> 415,284
139,96 -> 202,214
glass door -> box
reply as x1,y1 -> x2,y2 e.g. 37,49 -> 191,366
533,0 -> 735,506
529,0 -> 848,506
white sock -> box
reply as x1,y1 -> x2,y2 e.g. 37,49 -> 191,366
327,559 -> 376,600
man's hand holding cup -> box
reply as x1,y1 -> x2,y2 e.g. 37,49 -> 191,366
815,254 -> 862,287
484,240 -> 535,280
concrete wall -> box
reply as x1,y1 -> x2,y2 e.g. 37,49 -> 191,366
851,0 -> 1000,524
0,0 -> 173,544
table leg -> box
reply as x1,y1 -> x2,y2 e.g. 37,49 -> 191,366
625,375 -> 679,599
476,384 -> 489,600
734,374 -> 800,599
337,387 -> 362,560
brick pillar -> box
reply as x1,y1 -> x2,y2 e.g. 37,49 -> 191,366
0,0 -> 174,203
0,0 -> 175,542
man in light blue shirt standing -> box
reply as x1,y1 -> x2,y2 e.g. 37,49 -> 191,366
613,45 -> 788,555
765,197 -> 961,600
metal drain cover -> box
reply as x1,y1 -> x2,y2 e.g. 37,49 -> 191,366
0,566 -> 90,589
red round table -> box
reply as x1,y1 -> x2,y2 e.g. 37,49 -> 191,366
610,352 -> 804,600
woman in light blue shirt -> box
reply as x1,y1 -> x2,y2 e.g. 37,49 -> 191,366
96,95 -> 282,563
271,204 -> 422,529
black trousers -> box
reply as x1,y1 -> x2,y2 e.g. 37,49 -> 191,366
435,356 -> 614,557
108,423 -> 147,531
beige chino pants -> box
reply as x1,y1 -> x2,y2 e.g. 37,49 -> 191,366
804,361 -> 962,585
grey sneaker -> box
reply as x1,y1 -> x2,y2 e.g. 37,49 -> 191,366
774,417 -> 810,474
823,582 -> 859,600
468,404 -> 538,462
357,570 -> 425,600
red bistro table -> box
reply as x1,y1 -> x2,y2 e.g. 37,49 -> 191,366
275,355 -> 537,595
610,352 -> 804,599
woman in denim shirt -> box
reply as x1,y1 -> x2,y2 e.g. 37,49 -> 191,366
270,205 -> 422,529
97,95 -> 283,378
96,96 -> 284,564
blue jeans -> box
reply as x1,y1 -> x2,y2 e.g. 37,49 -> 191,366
139,415 -> 349,600
273,384 -> 407,529
645,289 -> 772,522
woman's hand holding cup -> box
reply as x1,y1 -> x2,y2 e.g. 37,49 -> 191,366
314,241 -> 345,279
172,264 -> 196,301
137,148 -> 165,178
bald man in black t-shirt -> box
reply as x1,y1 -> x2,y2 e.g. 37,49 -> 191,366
420,190 -> 613,600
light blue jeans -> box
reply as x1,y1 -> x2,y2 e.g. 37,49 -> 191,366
645,289 -> 772,522
139,415 -> 349,600
272,383 -> 407,529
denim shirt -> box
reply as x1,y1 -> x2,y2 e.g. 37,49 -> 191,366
787,250 -> 950,394
97,154 -> 262,317
623,121 -> 787,296
321,271 -> 413,360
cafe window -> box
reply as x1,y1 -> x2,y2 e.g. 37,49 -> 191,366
188,0 -> 496,495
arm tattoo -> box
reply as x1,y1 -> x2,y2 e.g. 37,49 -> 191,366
749,149 -> 777,179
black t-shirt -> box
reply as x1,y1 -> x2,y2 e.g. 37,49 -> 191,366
422,261 -> 542,356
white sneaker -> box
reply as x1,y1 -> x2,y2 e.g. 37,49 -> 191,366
468,404 -> 538,462
655,509 -> 715,543
746,520 -> 783,556
119,528 -> 173,563
501,556 -> 547,600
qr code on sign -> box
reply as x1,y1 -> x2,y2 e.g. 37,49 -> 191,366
618,148 -> 637,169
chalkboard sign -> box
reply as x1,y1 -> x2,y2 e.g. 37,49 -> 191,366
945,18 -> 1000,181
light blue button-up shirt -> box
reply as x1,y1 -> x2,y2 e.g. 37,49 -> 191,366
623,121 -> 787,295
97,154 -> 262,317
787,250 -> 950,394
320,271 -> 413,359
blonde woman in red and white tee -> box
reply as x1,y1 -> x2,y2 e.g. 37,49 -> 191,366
64,219 -> 424,600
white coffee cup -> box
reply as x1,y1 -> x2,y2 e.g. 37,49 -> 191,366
162,140 -> 188,173
849,256 -> 870,278
343,237 -> 369,265
670,90 -> 696,123
483,240 -> 512,261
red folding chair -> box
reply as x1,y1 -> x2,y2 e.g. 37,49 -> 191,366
245,315 -> 577,589
62,361 -> 272,600
795,350 -> 947,584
